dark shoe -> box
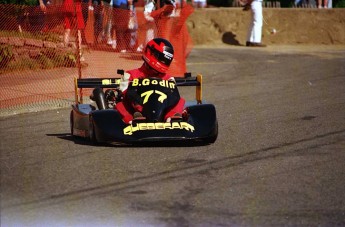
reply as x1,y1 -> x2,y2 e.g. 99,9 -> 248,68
246,41 -> 267,47
133,112 -> 146,122
167,113 -> 183,122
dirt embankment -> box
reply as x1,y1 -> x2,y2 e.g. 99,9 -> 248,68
187,8 -> 345,46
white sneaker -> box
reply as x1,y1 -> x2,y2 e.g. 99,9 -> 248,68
120,49 -> 127,53
136,44 -> 143,52
112,40 -> 117,49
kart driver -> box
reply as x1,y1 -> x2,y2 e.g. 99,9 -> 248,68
115,38 -> 185,124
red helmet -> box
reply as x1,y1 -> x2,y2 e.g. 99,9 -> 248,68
143,38 -> 174,73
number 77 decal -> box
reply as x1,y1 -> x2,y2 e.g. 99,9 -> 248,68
141,90 -> 167,104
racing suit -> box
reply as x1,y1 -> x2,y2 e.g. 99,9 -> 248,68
115,64 -> 185,124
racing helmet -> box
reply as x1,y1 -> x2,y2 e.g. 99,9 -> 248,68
143,38 -> 174,73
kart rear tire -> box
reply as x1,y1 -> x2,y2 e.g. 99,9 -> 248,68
89,116 -> 98,144
70,111 -> 74,136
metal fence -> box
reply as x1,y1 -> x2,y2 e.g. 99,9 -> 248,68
0,3 -> 194,116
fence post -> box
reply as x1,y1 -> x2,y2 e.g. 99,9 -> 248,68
76,29 -> 83,103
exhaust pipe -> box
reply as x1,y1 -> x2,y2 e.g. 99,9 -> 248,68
92,87 -> 107,110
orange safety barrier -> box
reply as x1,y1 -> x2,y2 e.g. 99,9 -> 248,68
0,3 -> 194,112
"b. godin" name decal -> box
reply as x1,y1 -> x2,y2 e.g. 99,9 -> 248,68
123,122 -> 195,135
132,78 -> 176,89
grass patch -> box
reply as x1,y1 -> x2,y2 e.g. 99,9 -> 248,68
0,30 -> 62,43
0,44 -> 77,74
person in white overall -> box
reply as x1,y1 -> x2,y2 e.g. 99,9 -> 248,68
244,0 -> 266,47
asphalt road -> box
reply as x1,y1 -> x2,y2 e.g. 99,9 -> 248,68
1,45 -> 345,226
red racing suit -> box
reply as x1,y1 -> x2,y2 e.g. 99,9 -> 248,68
115,64 -> 185,124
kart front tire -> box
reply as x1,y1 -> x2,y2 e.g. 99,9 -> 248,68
203,121 -> 218,144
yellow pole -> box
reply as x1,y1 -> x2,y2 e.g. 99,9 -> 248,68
196,74 -> 202,104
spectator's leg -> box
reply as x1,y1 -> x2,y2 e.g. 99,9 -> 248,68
116,30 -> 125,51
129,30 -> 137,50
327,0 -> 332,7
323,0 -> 328,7
92,1 -> 103,43
63,12 -> 73,46
146,28 -> 155,44
17,11 -> 26,32
37,7 -> 47,32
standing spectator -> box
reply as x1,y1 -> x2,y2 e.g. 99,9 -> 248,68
92,0 -> 104,43
294,0 -> 303,7
294,0 -> 316,7
111,0 -> 128,50
318,0 -> 328,8
243,0 -> 266,47
128,2 -> 138,50
81,0 -> 90,26
137,0 -> 157,52
155,0 -> 176,39
113,0 -> 137,52
39,0 -> 50,31
103,0 -> 117,47
81,0 -> 90,44
144,0 -> 156,41
63,0 -> 73,46
192,0 -> 207,8
146,0 -> 193,75
109,0 -> 119,49
63,0 -> 86,46
33,0 -> 50,32
17,0 -> 49,33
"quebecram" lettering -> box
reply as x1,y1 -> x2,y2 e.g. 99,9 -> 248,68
132,78 -> 175,89
123,122 -> 195,135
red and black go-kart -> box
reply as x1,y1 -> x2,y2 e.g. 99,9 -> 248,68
70,70 -> 218,145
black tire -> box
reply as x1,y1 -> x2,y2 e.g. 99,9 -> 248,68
203,121 -> 218,144
70,111 -> 74,136
89,116 -> 98,144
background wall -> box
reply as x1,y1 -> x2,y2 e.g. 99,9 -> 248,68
187,8 -> 345,46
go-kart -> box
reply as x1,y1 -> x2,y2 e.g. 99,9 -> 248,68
70,70 -> 218,145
